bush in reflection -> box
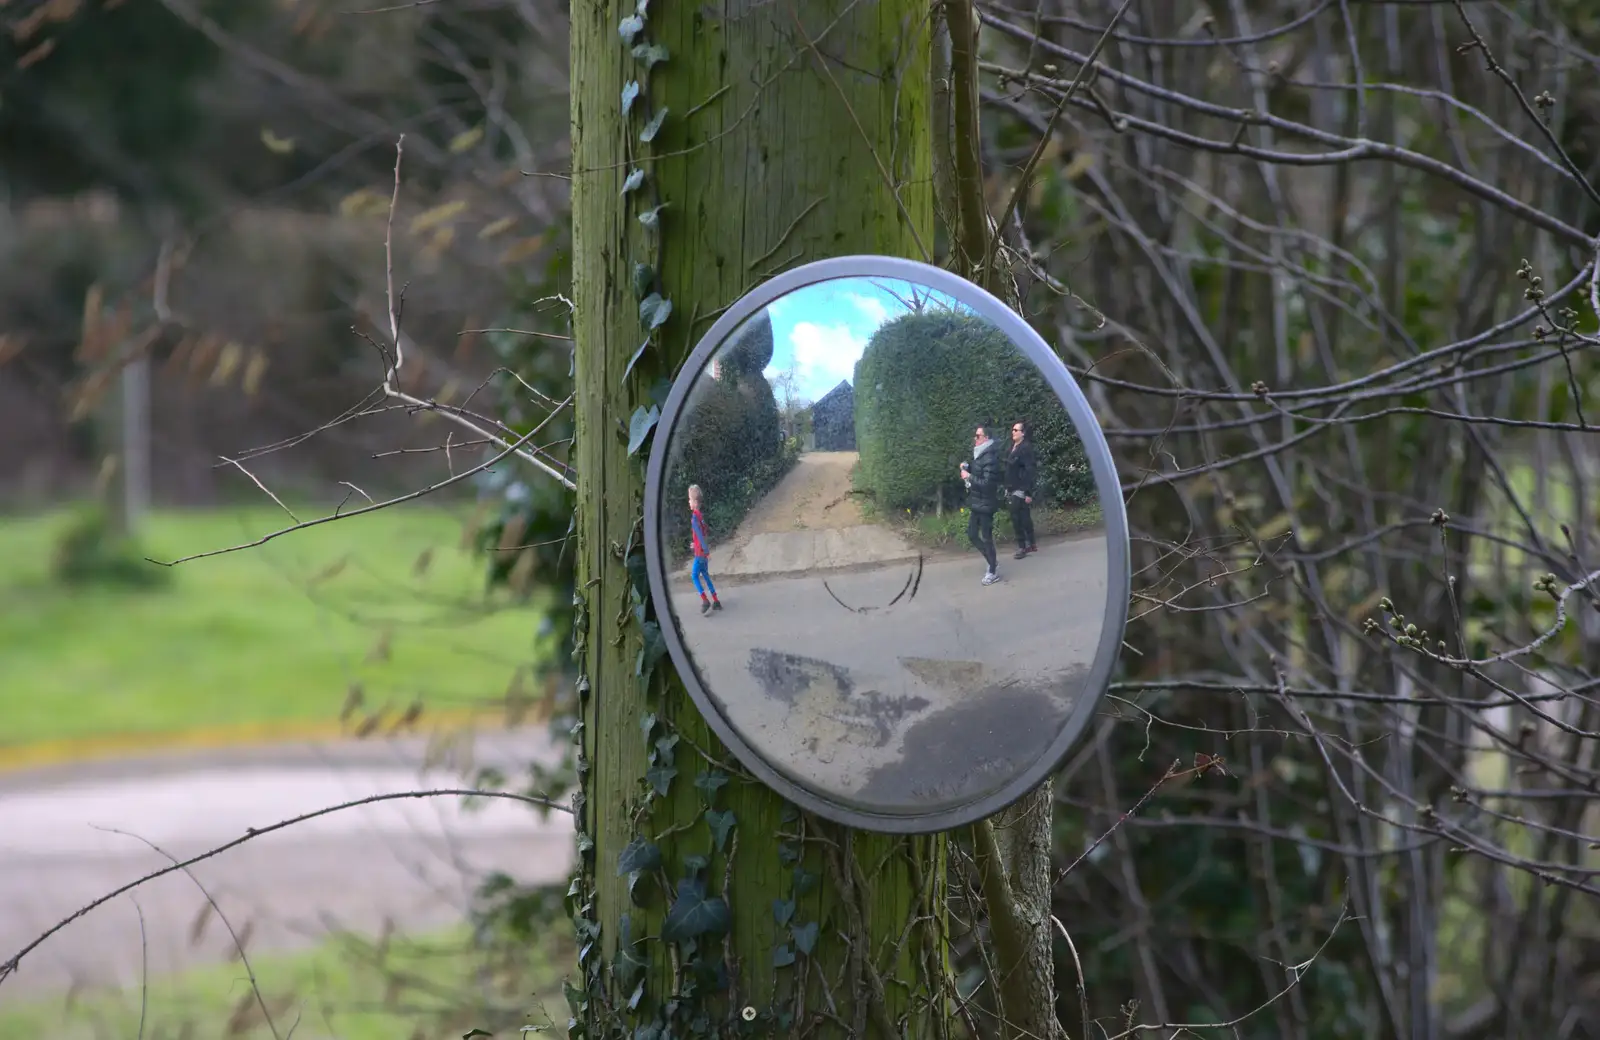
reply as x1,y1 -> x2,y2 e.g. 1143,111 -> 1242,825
853,310 -> 1096,515
663,308 -> 799,567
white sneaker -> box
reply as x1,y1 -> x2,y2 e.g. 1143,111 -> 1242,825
982,570 -> 1000,586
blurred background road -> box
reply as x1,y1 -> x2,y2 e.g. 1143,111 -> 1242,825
0,729 -> 575,996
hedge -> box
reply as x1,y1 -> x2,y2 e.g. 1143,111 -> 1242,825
853,309 -> 1095,512
662,310 -> 794,566
719,302 -> 775,377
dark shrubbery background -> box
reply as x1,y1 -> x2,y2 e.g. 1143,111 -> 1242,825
853,309 -> 1095,512
661,309 -> 797,567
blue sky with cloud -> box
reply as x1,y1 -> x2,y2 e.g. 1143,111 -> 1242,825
760,277 -> 968,402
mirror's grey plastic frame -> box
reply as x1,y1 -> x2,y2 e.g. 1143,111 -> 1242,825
642,255 -> 1130,834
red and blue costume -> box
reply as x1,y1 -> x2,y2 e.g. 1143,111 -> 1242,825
690,509 -> 717,600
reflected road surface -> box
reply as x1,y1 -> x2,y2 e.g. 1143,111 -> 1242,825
0,729 -> 574,997
670,530 -> 1111,811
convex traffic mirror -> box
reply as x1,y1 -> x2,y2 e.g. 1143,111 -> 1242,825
642,255 -> 1130,833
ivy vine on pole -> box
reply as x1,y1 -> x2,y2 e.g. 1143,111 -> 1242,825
565,7 -> 852,1036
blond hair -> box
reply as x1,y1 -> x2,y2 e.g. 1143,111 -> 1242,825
687,484 -> 702,500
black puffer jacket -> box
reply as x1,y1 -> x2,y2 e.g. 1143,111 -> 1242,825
965,439 -> 1004,514
1005,439 -> 1037,499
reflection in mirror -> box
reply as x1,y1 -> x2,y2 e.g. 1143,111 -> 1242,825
658,276 -> 1108,815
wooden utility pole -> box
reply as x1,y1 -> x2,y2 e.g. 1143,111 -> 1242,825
567,1 -> 946,1035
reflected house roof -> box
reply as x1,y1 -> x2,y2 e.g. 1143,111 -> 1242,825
812,380 -> 852,412
809,380 -> 855,452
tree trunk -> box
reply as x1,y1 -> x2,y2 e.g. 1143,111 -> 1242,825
568,2 -> 946,1038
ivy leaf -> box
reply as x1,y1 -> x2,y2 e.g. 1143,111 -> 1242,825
618,14 -> 645,43
792,867 -> 818,896
640,712 -> 658,739
627,979 -> 646,1011
634,0 -> 649,16
623,340 -> 651,384
660,878 -> 731,943
646,762 -> 678,797
704,809 -> 736,852
617,837 -> 662,875
777,842 -> 801,865
633,42 -> 670,68
694,770 -> 729,803
649,378 -> 673,410
463,1031 -> 493,1039
614,908 -> 646,985
621,80 -> 641,116
625,550 -> 651,605
621,167 -> 646,194
638,204 -> 665,230
639,292 -> 673,330
627,404 -> 659,455
682,853 -> 710,875
639,107 -> 669,144
771,898 -> 795,926
632,262 -> 655,299
654,732 -> 680,767
791,920 -> 819,955
627,869 -> 649,906
772,944 -> 796,968
577,832 -> 596,857
779,804 -> 800,825
635,620 -> 667,678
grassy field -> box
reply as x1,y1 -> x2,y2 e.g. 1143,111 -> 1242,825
0,926 -> 571,1040
0,504 -> 550,751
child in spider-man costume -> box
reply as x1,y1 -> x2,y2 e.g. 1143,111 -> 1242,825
687,484 -> 722,616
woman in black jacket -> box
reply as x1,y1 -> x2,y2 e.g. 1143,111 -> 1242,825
1005,420 -> 1038,558
960,424 -> 1005,584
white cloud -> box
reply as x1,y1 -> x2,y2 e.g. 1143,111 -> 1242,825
845,292 -> 891,330
790,321 -> 866,395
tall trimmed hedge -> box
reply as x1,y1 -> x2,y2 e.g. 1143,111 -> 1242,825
719,301 -> 775,377
853,309 -> 1095,511
662,310 -> 794,566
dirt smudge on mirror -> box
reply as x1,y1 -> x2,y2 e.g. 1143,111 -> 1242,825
744,648 -> 931,752
855,666 -> 1091,809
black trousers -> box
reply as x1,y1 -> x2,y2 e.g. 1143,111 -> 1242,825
1008,497 -> 1035,548
967,509 -> 997,570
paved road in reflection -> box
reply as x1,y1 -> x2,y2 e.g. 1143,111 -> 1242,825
671,529 -> 1111,812
0,729 -> 573,996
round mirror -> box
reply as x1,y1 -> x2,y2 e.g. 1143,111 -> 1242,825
643,256 -> 1129,833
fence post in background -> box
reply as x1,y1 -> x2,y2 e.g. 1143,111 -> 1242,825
121,351 -> 151,534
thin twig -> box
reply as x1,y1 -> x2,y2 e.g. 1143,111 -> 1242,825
101,827 -> 283,1040
978,0 -> 1135,287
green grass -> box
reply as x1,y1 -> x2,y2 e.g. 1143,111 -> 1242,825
0,926 -> 572,1040
0,504 -> 549,748
878,500 -> 1106,552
